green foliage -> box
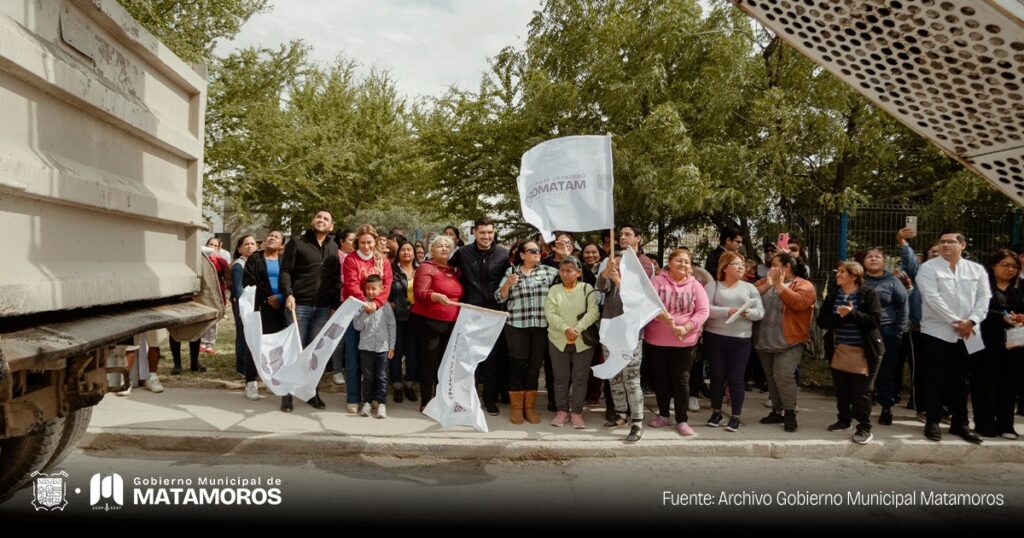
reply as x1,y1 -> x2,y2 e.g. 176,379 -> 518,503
125,0 -> 1007,245
205,46 -> 428,233
119,0 -> 268,63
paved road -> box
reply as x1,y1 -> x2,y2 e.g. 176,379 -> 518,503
4,448 -> 1022,529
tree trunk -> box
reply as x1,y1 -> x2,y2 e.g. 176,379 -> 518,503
657,216 -> 666,266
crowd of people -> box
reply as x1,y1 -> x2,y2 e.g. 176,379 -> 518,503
141,211 -> 1024,445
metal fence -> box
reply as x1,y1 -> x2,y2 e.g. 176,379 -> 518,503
752,204 -> 1022,293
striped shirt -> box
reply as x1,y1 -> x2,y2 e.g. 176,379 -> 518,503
495,264 -> 559,328
834,289 -> 863,347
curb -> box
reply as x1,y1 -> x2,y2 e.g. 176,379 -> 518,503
79,428 -> 1024,464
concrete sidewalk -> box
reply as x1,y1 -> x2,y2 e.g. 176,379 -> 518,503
82,385 -> 1024,463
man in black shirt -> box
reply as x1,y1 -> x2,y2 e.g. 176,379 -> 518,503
447,216 -> 511,415
705,225 -> 743,276
279,209 -> 341,412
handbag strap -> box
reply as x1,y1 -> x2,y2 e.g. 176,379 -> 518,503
574,283 -> 595,323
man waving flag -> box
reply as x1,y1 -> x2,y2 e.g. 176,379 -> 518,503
591,248 -> 663,380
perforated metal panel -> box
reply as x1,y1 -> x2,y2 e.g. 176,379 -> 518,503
732,0 -> 1024,204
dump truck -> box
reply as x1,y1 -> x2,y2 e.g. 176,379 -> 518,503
0,0 -> 218,498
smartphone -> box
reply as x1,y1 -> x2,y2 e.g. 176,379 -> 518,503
905,215 -> 918,235
776,232 -> 789,251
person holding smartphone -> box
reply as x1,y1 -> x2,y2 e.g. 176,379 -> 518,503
496,240 -> 559,424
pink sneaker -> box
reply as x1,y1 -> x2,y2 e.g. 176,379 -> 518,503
570,413 -> 586,429
551,411 -> 569,427
676,422 -> 695,436
649,415 -> 669,428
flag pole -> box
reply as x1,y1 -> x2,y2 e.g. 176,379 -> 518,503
609,227 -> 616,263
451,301 -> 510,317
289,305 -> 302,348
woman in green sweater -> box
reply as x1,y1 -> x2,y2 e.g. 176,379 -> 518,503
545,256 -> 601,428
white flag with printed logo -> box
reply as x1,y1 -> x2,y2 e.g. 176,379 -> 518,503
424,304 -> 507,432
239,286 -> 364,400
517,135 -> 614,242
591,248 -> 663,380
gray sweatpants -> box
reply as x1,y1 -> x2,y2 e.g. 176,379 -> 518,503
606,341 -> 644,422
550,343 -> 594,413
757,344 -> 804,413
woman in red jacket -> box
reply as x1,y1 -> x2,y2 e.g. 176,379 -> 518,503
412,234 -> 464,412
341,224 -> 394,413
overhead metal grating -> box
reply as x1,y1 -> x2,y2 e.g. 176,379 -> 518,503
732,0 -> 1024,205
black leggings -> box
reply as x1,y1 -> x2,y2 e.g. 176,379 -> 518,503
413,314 -> 455,404
169,338 -> 200,370
647,343 -> 698,423
504,325 -> 546,391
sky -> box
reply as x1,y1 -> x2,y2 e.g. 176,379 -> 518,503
214,0 -> 543,100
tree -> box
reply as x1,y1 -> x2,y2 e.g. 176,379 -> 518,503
119,0 -> 269,64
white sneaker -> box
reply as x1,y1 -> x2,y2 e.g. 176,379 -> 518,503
688,397 -> 700,412
144,374 -> 164,393
244,381 -> 260,401
347,403 -> 359,414
376,404 -> 387,419
115,384 -> 132,397
763,397 -> 774,408
332,372 -> 345,385
360,403 -> 371,417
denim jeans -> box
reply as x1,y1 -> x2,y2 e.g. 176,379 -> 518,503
874,326 -> 904,409
704,332 -> 752,417
288,304 -> 332,347
360,350 -> 389,404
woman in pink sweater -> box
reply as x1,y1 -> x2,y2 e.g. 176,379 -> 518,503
644,248 -> 709,437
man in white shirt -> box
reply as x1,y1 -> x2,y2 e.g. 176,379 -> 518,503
915,229 -> 990,444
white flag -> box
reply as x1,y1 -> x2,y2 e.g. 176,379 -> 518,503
517,135 -> 614,242
423,305 -> 507,432
591,248 -> 663,380
239,286 -> 364,400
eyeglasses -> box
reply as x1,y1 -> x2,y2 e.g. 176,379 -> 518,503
728,262 -> 744,267
997,262 -> 1020,270
523,248 -> 540,254
937,239 -> 960,245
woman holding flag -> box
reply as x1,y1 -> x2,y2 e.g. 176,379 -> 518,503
644,248 -> 709,437
411,235 -> 464,412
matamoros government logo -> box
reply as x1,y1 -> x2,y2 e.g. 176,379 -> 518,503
26,470 -> 282,512
30,471 -> 68,511
90,473 -> 124,511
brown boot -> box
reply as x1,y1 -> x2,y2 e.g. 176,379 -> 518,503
523,390 -> 541,424
509,391 -> 525,424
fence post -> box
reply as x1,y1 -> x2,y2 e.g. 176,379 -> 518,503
838,210 -> 849,261
1014,210 -> 1021,248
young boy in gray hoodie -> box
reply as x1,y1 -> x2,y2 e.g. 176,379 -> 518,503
354,274 -> 397,418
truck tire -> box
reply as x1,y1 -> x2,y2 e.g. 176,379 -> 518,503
0,416 -> 66,501
46,407 -> 93,471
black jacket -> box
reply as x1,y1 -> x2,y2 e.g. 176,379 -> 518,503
448,243 -> 510,309
981,284 -> 1024,351
389,262 -> 415,322
279,229 -> 341,309
705,245 -> 727,275
818,284 -> 884,376
242,250 -> 287,333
